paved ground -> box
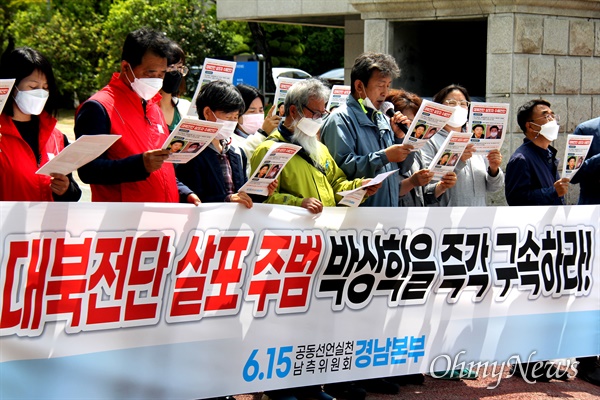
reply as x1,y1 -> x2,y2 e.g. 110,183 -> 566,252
235,369 -> 600,400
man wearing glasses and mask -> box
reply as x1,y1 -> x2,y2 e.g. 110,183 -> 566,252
320,52 -> 413,207
251,78 -> 380,214
505,99 -> 570,207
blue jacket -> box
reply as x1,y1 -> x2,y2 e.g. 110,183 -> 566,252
175,143 -> 247,203
320,95 -> 408,207
569,117 -> 600,204
505,138 -> 563,206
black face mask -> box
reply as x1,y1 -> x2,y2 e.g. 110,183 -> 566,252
162,72 -> 183,94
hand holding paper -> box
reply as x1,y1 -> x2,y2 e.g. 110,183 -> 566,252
487,149 -> 502,175
49,173 -> 70,196
460,143 -> 475,162
362,178 -> 382,197
554,177 -> 570,197
338,169 -> 398,207
143,149 -> 170,173
385,144 -> 413,163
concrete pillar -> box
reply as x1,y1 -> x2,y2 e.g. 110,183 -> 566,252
344,16 -> 364,78
363,19 -> 391,54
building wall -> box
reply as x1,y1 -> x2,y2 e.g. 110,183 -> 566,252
486,13 -> 600,205
216,1 -> 600,205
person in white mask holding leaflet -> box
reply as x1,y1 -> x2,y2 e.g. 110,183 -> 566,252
175,80 -> 275,208
251,78 -> 379,215
75,28 -> 199,204
421,84 -> 504,207
505,99 -> 569,206
232,84 -> 281,178
0,47 -> 81,201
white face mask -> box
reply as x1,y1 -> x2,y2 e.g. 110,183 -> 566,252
126,65 -> 163,100
360,96 -> 377,111
536,120 -> 560,141
214,118 -> 237,141
447,105 -> 468,128
296,116 -> 323,137
240,113 -> 264,135
14,88 -> 49,115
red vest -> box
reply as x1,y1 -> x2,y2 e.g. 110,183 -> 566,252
84,73 -> 178,203
0,112 -> 64,201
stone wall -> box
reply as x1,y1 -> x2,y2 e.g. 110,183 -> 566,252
486,13 -> 600,205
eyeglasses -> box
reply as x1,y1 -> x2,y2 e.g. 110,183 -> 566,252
445,99 -> 470,107
167,64 -> 189,77
302,104 -> 329,120
529,113 -> 560,123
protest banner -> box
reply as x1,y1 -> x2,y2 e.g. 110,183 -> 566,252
1,202 -> 598,399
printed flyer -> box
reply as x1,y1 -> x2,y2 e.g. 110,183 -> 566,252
161,118 -> 222,163
427,132 -> 472,181
188,58 -> 237,117
402,100 -> 456,150
0,79 -> 15,114
562,134 -> 594,179
468,102 -> 510,153
36,134 -> 121,176
240,142 -> 302,196
326,85 -> 351,112
337,169 -> 399,207
271,77 -> 302,116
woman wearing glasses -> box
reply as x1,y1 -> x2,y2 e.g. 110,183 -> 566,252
421,84 -> 504,207
159,42 -> 191,132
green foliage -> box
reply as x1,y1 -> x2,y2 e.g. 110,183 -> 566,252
300,26 -> 344,75
3,0 -> 343,106
252,23 -> 343,74
9,1 -> 105,102
0,0 -> 43,54
98,0 -> 239,94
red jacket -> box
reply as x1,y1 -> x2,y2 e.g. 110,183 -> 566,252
0,112 -> 64,201
81,73 -> 178,203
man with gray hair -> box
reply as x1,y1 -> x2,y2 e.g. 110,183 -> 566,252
320,52 -> 413,207
251,78 -> 380,214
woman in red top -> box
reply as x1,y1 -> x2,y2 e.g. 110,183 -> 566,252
0,47 -> 80,201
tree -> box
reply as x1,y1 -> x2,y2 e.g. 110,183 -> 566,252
0,0 -> 41,56
8,0 -> 107,105
98,0 -> 239,94
300,26 -> 344,76
4,0 -> 343,107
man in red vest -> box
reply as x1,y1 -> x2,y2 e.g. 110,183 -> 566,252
75,28 -> 199,204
